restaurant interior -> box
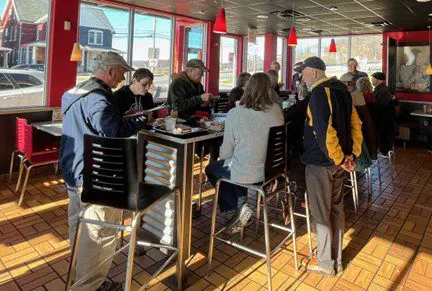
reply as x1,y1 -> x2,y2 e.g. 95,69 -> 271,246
0,0 -> 432,290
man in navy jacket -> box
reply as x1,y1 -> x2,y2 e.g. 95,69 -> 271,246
60,52 -> 146,291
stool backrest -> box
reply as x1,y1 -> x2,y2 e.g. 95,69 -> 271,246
16,118 -> 33,157
264,125 -> 287,182
82,134 -> 138,209
214,98 -> 229,113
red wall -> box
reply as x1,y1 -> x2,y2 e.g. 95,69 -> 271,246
205,22 -> 220,95
383,30 -> 432,103
264,34 -> 277,72
46,0 -> 80,107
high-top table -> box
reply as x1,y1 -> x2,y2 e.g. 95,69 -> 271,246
32,120 -> 63,137
137,128 -> 223,284
411,110 -> 432,153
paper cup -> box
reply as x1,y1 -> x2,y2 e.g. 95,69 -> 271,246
165,117 -> 176,131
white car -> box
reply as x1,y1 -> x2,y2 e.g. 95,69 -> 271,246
0,69 -> 44,108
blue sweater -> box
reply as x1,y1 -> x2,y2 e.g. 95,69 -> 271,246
59,77 -> 147,187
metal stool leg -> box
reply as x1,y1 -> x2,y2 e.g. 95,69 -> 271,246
175,189 -> 183,291
304,191 -> 313,258
124,212 -> 141,291
208,180 -> 221,274
15,160 -> 25,193
18,165 -> 32,206
255,193 -> 262,235
197,146 -> 206,212
262,194 -> 272,291
288,186 -> 299,271
8,151 -> 19,183
119,211 -> 125,247
54,162 -> 59,175
377,158 -> 382,185
66,214 -> 85,291
349,171 -> 358,214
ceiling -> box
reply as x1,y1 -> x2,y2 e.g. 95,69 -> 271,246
116,0 -> 432,36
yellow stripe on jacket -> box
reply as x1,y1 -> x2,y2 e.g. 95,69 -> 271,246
324,87 -> 345,165
350,104 -> 363,157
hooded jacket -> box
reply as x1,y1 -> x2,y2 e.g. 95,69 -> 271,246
302,77 -> 363,166
59,77 -> 147,187
167,71 -> 205,119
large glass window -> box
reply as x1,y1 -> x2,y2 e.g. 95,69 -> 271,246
294,38 -> 319,64
0,0 -> 49,108
133,13 -> 173,99
320,37 -> 349,78
219,36 -> 238,90
277,36 -> 285,85
185,26 -> 203,61
247,36 -> 265,74
76,3 -> 130,86
351,35 -> 383,76
294,35 -> 382,79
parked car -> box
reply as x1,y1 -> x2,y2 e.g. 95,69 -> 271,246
0,69 -> 44,108
10,64 -> 45,71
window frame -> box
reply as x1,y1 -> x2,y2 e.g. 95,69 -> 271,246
219,35 -> 239,91
88,29 -> 104,46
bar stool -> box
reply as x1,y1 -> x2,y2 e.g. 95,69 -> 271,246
66,134 -> 182,291
377,146 -> 396,185
344,171 -> 359,214
208,125 -> 298,290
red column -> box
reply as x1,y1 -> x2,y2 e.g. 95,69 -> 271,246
205,22 -> 220,95
286,46 -> 293,91
46,0 -> 80,107
173,23 -> 185,74
263,34 -> 277,72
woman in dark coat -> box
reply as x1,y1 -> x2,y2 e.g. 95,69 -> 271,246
226,72 -> 251,111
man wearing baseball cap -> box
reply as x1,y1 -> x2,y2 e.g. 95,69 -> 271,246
60,51 -> 146,291
296,57 -> 363,276
168,58 -> 212,119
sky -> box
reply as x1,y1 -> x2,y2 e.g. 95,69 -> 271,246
0,0 -> 6,17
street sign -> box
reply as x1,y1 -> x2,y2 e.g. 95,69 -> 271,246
149,59 -> 158,67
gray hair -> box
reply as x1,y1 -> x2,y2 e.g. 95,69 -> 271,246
356,77 -> 373,93
236,72 -> 251,88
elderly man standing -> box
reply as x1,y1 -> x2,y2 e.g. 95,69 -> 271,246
60,52 -> 148,291
295,57 -> 363,276
168,59 -> 212,119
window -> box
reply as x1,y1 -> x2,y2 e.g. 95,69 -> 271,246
77,4 -> 130,86
185,26 -> 203,61
277,36 -> 285,85
246,36 -> 265,74
88,30 -> 103,46
219,36 -> 238,90
133,13 -> 173,99
9,73 -> 43,88
293,35 -> 382,79
0,74 -> 14,90
294,38 -> 319,64
351,35 -> 383,77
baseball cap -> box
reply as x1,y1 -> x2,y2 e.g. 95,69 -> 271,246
93,51 -> 134,72
371,72 -> 386,81
294,56 -> 326,73
340,72 -> 355,82
185,59 -> 209,72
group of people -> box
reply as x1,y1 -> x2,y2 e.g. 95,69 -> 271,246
59,50 -> 396,290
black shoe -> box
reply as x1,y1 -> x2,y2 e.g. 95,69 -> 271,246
96,281 -> 123,291
225,204 -> 252,234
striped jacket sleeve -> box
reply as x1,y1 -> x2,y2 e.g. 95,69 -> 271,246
350,105 -> 363,158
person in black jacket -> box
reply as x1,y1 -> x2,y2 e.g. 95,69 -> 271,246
113,68 -> 155,121
296,56 -> 363,277
167,59 -> 212,119
371,72 -> 396,155
226,72 -> 251,111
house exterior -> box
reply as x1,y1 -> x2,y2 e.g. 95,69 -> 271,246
0,0 -> 118,69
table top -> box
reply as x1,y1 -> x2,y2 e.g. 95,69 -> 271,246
140,128 -> 223,144
32,121 -> 62,137
410,110 -> 432,118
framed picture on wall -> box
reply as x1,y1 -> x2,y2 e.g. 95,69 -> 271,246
396,43 -> 431,93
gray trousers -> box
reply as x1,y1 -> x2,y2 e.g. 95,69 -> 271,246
305,164 -> 345,270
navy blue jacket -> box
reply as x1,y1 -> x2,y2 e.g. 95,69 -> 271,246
59,77 -> 147,187
302,77 -> 363,166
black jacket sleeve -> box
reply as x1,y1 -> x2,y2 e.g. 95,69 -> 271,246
168,79 -> 203,112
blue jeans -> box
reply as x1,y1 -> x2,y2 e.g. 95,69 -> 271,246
205,160 -> 248,213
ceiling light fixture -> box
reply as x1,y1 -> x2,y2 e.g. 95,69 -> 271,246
330,6 -> 338,11
213,0 -> 227,34
198,10 -> 205,14
287,0 -> 297,46
416,0 -> 431,2
329,38 -> 337,53
257,15 -> 268,19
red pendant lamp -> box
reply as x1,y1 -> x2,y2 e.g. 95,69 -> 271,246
329,38 -> 337,53
213,8 -> 227,34
288,27 -> 297,46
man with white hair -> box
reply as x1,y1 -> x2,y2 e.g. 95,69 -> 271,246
295,56 -> 363,276
60,52 -> 147,291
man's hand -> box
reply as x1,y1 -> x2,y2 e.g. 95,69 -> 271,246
201,93 -> 211,102
147,113 -> 154,123
341,155 -> 356,172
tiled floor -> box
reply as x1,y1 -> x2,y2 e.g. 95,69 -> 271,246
1,147 -> 432,290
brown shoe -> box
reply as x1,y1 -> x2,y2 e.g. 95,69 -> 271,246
303,258 -> 335,277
